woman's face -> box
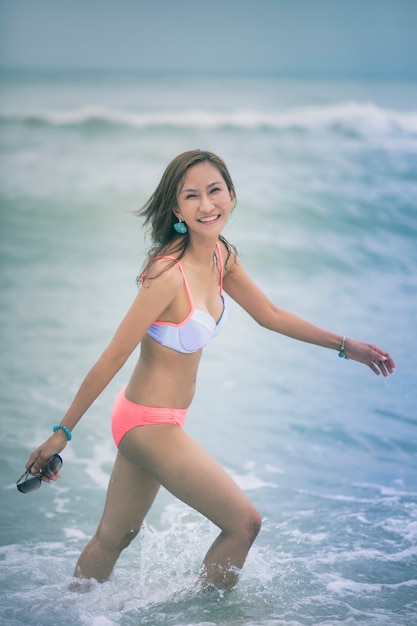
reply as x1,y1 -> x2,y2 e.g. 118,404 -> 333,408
175,162 -> 234,235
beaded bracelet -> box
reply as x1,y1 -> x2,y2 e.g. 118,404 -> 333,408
53,424 -> 72,441
338,336 -> 349,359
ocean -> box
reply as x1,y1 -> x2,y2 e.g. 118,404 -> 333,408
1,69 -> 416,626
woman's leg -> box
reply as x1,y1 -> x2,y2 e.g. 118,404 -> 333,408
119,425 -> 262,591
73,450 -> 160,581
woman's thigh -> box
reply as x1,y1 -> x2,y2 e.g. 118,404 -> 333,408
96,450 -> 160,542
119,425 -> 259,533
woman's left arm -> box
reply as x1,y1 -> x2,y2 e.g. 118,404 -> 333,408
223,257 -> 395,377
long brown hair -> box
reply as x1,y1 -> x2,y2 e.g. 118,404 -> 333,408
137,150 -> 237,281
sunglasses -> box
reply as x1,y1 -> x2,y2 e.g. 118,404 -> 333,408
16,454 -> 63,494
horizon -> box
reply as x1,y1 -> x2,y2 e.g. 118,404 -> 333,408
1,65 -> 416,83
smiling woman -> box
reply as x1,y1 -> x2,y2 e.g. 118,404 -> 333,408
23,148 -> 395,594
2,61 -> 414,623
176,168 -> 233,230
137,150 -> 237,268
19,145 -> 395,589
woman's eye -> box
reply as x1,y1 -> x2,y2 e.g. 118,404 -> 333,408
186,194 -> 197,199
211,187 -> 220,193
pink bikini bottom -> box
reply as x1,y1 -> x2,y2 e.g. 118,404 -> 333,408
111,387 -> 188,448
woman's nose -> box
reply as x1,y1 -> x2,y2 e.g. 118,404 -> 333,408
200,194 -> 213,211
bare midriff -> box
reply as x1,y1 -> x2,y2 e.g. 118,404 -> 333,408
125,334 -> 202,409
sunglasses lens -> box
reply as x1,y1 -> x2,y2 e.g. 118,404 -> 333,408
41,454 -> 63,477
16,454 -> 63,493
17,474 -> 42,494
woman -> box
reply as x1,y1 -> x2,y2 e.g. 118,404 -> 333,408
25,149 -> 395,591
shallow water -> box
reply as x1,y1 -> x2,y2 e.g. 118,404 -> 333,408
1,70 -> 416,625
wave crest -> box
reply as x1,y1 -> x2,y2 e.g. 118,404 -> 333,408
1,102 -> 417,136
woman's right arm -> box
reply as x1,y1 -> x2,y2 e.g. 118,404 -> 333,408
26,263 -> 182,475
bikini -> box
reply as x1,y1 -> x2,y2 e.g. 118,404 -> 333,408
111,242 -> 227,447
146,241 -> 227,353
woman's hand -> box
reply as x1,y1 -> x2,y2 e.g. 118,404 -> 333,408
344,339 -> 396,377
26,430 -> 68,483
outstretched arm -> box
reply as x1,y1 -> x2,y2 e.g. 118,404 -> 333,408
223,256 -> 395,377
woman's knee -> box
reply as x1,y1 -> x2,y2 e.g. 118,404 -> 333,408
244,506 -> 262,543
228,504 -> 262,545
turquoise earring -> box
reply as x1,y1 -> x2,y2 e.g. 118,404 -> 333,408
174,219 -> 187,234
228,199 -> 236,225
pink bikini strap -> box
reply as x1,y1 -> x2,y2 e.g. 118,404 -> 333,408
155,255 -> 194,309
150,245 -> 223,297
216,241 -> 224,294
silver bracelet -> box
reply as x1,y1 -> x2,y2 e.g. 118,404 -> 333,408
338,336 -> 349,359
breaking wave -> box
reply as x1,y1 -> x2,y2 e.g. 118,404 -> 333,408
2,102 -> 417,137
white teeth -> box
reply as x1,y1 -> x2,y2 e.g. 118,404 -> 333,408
199,215 -> 219,223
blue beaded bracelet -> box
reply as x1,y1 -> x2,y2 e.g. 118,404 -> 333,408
53,425 -> 72,441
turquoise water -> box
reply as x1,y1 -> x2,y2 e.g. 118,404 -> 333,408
1,70 -> 417,625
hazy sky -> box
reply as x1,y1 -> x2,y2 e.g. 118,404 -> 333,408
1,0 -> 416,78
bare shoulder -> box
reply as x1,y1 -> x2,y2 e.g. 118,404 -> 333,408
141,256 -> 183,292
222,249 -> 271,317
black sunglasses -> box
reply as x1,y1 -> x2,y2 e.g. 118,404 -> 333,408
16,454 -> 63,494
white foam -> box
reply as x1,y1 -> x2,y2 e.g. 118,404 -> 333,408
327,576 -> 417,594
231,469 -> 278,491
71,441 -> 115,490
81,617 -> 118,626
353,481 -> 417,498
327,577 -> 383,594
289,529 -> 328,543
264,463 -> 286,475
63,527 -> 89,541
2,102 -> 417,136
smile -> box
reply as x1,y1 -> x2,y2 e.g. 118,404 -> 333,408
197,215 -> 220,224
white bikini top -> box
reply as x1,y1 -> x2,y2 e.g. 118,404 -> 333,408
146,242 -> 227,353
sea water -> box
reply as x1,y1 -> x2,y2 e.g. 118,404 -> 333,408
1,70 -> 416,625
